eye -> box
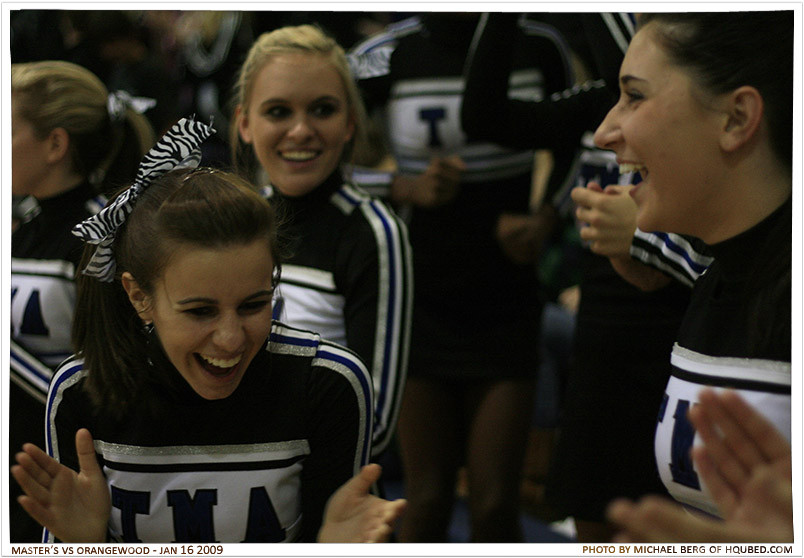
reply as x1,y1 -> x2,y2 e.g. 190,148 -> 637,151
265,105 -> 291,119
239,299 -> 271,314
624,89 -> 644,104
310,101 -> 339,118
184,306 -> 216,318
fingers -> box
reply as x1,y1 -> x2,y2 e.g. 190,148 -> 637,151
75,429 -> 102,478
688,401 -> 752,492
714,390 -> 790,466
691,390 -> 790,481
604,184 -> 635,196
607,496 -> 714,543
363,498 -> 407,543
429,156 -> 465,182
16,494 -> 52,532
570,185 -> 599,208
440,155 -> 466,172
14,447 -> 53,489
347,464 -> 383,496
691,445 -> 738,519
22,442 -> 62,479
11,462 -> 53,506
13,444 -> 60,503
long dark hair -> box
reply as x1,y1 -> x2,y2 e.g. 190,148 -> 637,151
72,168 -> 283,416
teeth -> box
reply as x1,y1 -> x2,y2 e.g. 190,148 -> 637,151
200,354 -> 242,368
282,151 -> 317,161
620,163 -> 647,175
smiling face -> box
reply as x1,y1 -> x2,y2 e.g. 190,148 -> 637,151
125,239 -> 275,400
237,52 -> 355,197
593,23 -> 727,236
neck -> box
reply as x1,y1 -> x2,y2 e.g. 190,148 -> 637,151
699,153 -> 790,245
32,166 -> 86,201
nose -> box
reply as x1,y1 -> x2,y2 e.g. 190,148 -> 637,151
286,115 -> 315,141
593,105 -> 622,151
212,312 -> 246,353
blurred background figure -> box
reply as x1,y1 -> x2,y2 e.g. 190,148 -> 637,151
10,59 -> 154,542
348,12 -> 575,541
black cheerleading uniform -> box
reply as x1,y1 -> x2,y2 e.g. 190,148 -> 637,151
461,12 -> 695,520
10,182 -> 105,542
545,146 -> 693,520
348,14 -> 573,379
262,172 -> 412,458
44,322 -> 373,543
654,198 -> 791,516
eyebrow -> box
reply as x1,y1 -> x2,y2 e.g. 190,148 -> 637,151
259,95 -> 341,107
176,290 -> 274,305
620,75 -> 647,86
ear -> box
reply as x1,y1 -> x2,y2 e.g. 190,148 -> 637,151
236,105 -> 252,144
45,127 -> 71,164
121,271 -> 154,323
720,86 -> 764,153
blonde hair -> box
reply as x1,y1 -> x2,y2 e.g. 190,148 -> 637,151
12,60 -> 154,193
230,24 -> 368,182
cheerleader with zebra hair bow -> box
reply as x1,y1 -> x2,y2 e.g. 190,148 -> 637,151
12,118 -> 405,544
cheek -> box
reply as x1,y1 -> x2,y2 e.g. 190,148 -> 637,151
248,315 -> 274,343
154,316 -> 204,355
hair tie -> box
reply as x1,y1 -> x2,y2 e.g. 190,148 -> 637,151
72,117 -> 215,282
107,90 -> 157,122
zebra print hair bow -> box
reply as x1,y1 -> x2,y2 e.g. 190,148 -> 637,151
72,117 -> 215,282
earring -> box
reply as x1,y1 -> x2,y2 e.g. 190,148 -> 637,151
143,321 -> 155,335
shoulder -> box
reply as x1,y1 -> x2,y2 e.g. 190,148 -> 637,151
331,182 -> 405,229
268,321 -> 372,393
268,321 -> 366,370
46,356 -> 90,421
330,182 -> 409,250
50,356 -> 88,393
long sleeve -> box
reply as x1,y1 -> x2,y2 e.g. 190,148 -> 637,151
461,13 -> 614,150
630,230 -> 714,288
301,340 -> 374,541
335,188 -> 413,458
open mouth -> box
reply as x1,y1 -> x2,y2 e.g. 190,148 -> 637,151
195,353 -> 243,378
280,150 -> 320,162
619,162 -> 648,180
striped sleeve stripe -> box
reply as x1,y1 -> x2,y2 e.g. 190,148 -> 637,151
350,166 -> 394,199
45,358 -> 86,460
43,358 -> 86,544
315,343 -> 374,470
347,17 -> 422,80
518,18 -> 574,84
601,12 -> 636,53
10,340 -> 53,403
337,185 -> 412,456
268,325 -> 321,356
632,230 -> 713,286
349,16 -> 421,55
